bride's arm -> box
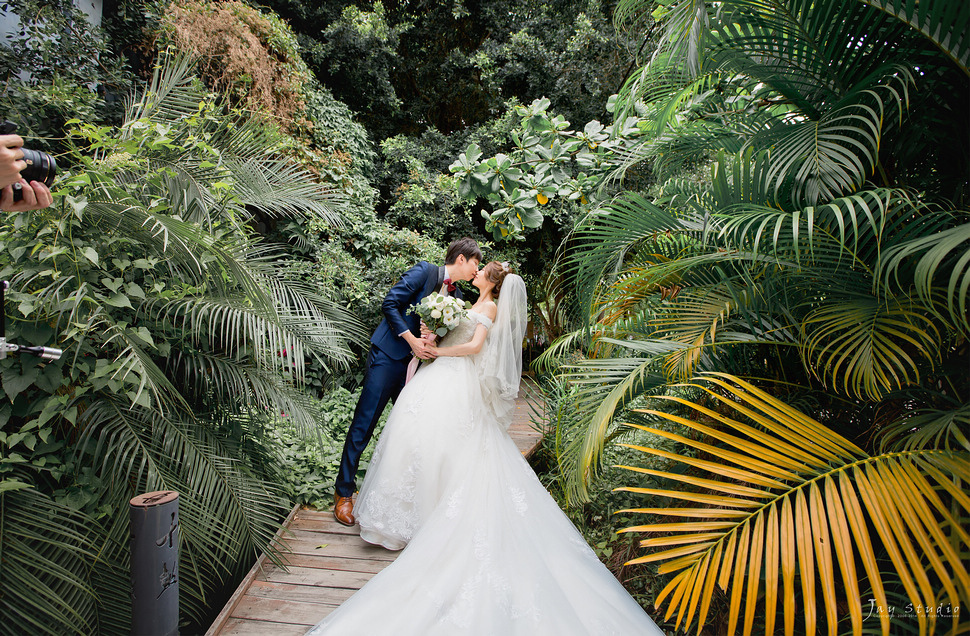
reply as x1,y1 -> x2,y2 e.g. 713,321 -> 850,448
432,303 -> 498,357
432,324 -> 488,357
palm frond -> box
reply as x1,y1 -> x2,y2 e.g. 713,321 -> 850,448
557,343 -> 683,502
82,201 -> 216,286
78,398 -> 291,622
761,74 -> 912,206
123,49 -> 201,126
857,0 -> 970,75
878,402 -> 970,452
616,373 -> 970,636
169,350 -> 330,433
879,220 -> 970,336
103,323 -> 190,413
708,148 -> 780,211
531,327 -> 590,376
156,278 -> 361,379
563,193 -> 704,320
227,159 -> 345,226
648,283 -> 783,381
639,0 -> 712,77
800,293 -> 942,400
0,486 -> 100,635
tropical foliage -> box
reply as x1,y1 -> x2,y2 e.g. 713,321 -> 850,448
259,0 -> 635,139
449,97 -> 644,240
3,0 -> 969,631
542,0 -> 970,633
0,54 -> 365,632
617,375 -> 969,635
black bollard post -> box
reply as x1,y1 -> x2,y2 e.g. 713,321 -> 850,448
130,490 -> 179,636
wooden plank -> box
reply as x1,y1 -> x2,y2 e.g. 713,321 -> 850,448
287,515 -> 361,535
246,579 -> 380,604
274,534 -> 399,561
254,584 -> 357,606
282,540 -> 397,562
205,504 -> 301,636
259,564 -> 379,589
231,596 -> 332,625
218,618 -> 312,636
270,552 -> 390,574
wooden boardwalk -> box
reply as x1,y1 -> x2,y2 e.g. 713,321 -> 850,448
206,384 -> 544,635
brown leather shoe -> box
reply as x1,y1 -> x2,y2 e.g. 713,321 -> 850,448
334,494 -> 356,526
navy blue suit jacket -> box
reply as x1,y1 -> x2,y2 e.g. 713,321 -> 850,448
370,261 -> 464,360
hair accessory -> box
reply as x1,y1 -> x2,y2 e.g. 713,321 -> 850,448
500,261 -> 511,273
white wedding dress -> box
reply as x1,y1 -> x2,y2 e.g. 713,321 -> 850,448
307,311 -> 663,635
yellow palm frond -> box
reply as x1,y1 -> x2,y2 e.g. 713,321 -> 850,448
616,373 -> 970,636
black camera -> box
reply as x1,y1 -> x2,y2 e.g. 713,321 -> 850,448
1,121 -> 57,201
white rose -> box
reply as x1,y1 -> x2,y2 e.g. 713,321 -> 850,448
430,309 -> 442,319
445,316 -> 459,328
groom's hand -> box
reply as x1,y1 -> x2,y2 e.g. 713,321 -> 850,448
404,332 -> 435,359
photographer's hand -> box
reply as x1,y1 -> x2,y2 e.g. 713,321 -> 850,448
0,178 -> 53,212
0,134 -> 27,189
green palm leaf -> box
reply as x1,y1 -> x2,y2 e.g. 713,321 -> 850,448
169,350 -> 331,433
123,49 -> 201,125
0,487 -> 100,635
157,292 -> 345,378
800,293 -> 942,400
227,158 -> 344,226
762,75 -> 911,206
562,192 -> 702,321
878,402 -> 970,452
858,0 -> 970,74
714,188 -> 910,269
557,345 -> 678,502
79,398 -> 291,620
880,220 -> 970,336
616,373 -> 970,636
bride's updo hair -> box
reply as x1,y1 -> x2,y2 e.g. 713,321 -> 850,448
483,261 -> 512,297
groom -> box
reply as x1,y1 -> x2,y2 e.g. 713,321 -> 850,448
334,237 -> 482,525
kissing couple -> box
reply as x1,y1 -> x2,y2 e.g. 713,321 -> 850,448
313,237 -> 661,634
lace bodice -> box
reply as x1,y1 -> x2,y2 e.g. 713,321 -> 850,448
437,311 -> 492,348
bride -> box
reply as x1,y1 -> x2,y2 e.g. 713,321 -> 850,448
307,262 -> 662,635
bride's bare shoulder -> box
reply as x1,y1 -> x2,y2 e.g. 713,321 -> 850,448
481,301 -> 498,321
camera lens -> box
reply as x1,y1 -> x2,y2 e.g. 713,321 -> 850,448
12,148 -> 57,202
20,148 -> 56,186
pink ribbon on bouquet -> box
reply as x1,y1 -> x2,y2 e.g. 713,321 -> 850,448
405,332 -> 437,384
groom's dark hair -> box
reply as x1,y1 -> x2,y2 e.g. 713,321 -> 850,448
444,237 -> 483,264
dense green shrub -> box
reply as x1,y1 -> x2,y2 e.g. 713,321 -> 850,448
263,386 -> 391,508
0,56 -> 365,632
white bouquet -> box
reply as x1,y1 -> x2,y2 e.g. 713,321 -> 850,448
408,292 -> 471,337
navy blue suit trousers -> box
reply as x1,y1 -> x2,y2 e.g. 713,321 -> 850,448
335,261 -> 463,497
335,346 -> 408,497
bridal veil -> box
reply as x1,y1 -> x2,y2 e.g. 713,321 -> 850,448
479,273 -> 527,431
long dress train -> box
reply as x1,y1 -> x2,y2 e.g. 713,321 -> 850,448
307,312 -> 663,635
